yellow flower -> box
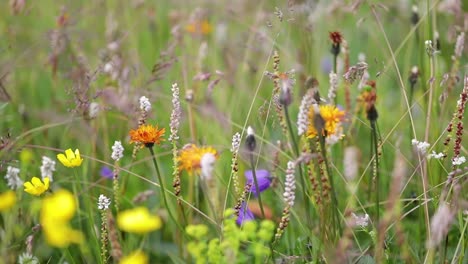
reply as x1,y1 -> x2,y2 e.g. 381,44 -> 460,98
42,222 -> 84,248
24,177 -> 49,196
57,149 -> 83,167
129,124 -> 165,147
306,104 -> 345,139
117,207 -> 162,234
0,191 -> 16,212
41,189 -> 76,222
177,144 -> 218,174
40,189 -> 83,247
120,250 -> 149,264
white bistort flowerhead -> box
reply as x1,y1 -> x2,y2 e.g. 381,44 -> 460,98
411,139 -> 430,155
40,156 -> 56,182
200,153 -> 216,180
97,194 -> 111,210
230,132 -> 241,153
139,96 -> 151,112
4,166 -> 22,190
452,156 -> 466,166
111,141 -> 124,161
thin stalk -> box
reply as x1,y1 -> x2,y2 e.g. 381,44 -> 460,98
422,53 -> 435,244
333,54 -> 338,105
249,152 -> 265,219
318,135 -> 341,237
371,120 -> 380,224
148,147 -> 184,234
283,105 -> 311,227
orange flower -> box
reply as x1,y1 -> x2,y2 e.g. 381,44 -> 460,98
177,144 -> 217,174
129,124 -> 165,147
185,20 -> 212,35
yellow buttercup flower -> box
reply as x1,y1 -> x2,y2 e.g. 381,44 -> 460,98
0,191 -> 16,211
57,149 -> 83,167
120,250 -> 149,264
117,207 -> 162,234
42,222 -> 84,248
24,177 -> 49,196
306,104 -> 345,139
177,144 -> 218,174
41,189 -> 76,222
40,189 -> 83,247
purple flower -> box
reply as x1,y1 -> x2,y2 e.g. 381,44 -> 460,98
100,166 -> 113,179
245,170 -> 271,196
236,202 -> 255,225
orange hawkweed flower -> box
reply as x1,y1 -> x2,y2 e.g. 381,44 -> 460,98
185,20 -> 212,35
177,144 -> 217,174
129,124 -> 165,148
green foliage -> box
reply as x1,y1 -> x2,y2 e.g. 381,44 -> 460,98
186,209 -> 275,263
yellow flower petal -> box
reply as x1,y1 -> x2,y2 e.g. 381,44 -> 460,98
40,189 -> 83,248
41,189 -> 76,222
57,153 -> 72,167
57,148 -> 83,168
65,149 -> 75,160
0,191 -> 16,211
120,250 -> 149,264
31,177 -> 42,187
117,207 -> 162,234
24,177 -> 49,196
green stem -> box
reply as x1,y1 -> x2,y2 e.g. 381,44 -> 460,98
333,54 -> 338,104
283,105 -> 311,227
148,147 -> 185,235
318,135 -> 341,237
249,153 -> 265,219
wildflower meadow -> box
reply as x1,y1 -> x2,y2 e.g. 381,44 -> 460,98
0,1 -> 467,263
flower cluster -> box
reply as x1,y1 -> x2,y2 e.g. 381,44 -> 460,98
297,89 -> 317,136
139,96 -> 151,112
40,189 -> 84,247
4,166 -> 22,190
111,141 -> 124,161
283,162 -> 296,207
411,139 -> 430,155
40,156 -> 56,182
97,194 -> 111,210
452,156 -> 466,166
169,83 -> 181,142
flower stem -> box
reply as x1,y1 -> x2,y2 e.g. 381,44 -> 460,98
249,152 -> 265,219
318,135 -> 341,238
283,105 -> 312,227
148,147 -> 184,235
371,120 -> 380,224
